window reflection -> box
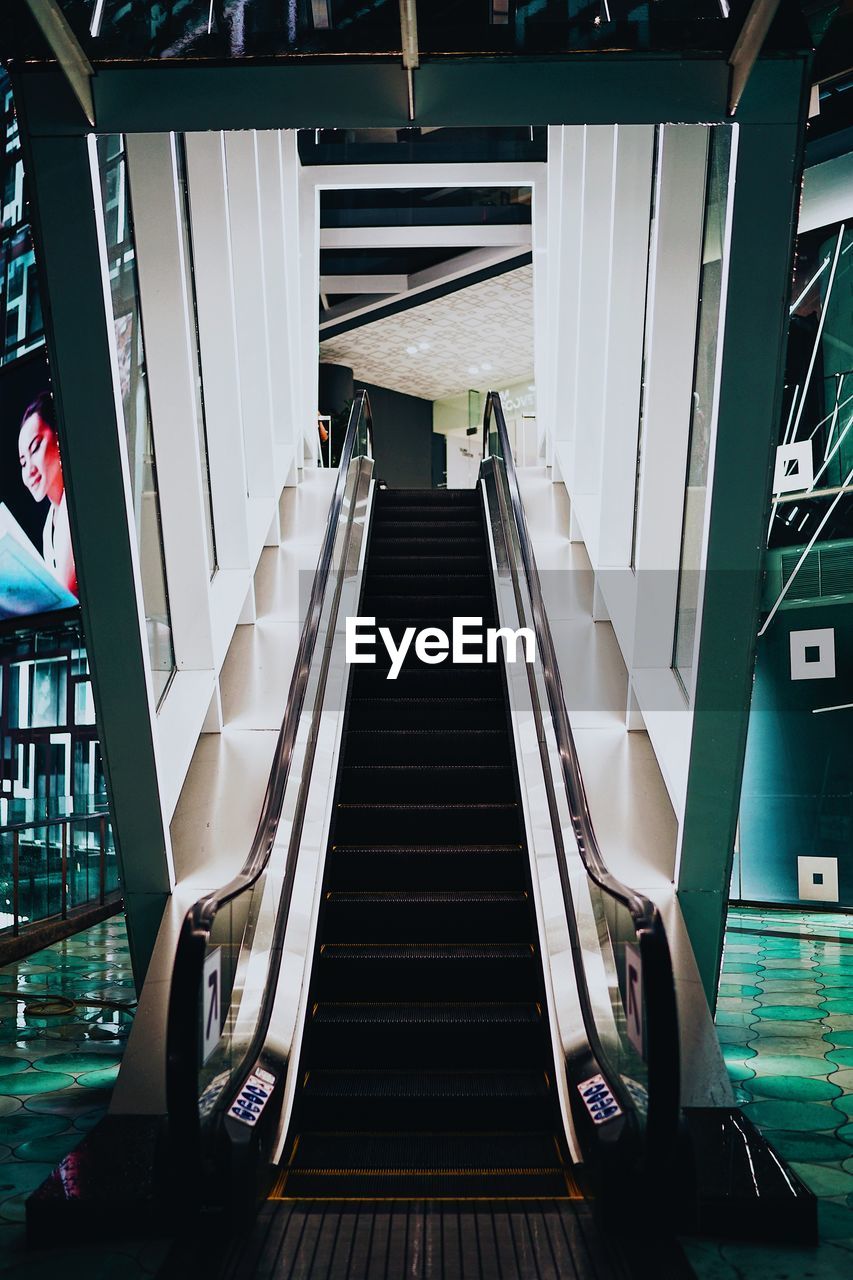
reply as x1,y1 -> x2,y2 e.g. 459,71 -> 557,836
673,126 -> 733,698
97,135 -> 176,706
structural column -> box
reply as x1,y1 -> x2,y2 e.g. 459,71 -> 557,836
125,132 -> 216,674
256,129 -> 296,484
16,120 -> 171,985
631,126 -> 708,686
597,125 -> 656,573
679,116 -> 808,1001
184,131 -> 252,574
552,128 -> 585,474
223,131 -> 279,516
571,125 -> 616,551
280,130 -> 306,473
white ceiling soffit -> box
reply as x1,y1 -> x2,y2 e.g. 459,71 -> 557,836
320,264 -> 533,402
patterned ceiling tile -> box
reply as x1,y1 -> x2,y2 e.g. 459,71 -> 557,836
320,265 -> 533,401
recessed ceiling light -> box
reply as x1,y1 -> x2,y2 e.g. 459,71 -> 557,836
406,345 -> 419,355
468,365 -> 480,374
418,341 -> 431,351
481,361 -> 492,372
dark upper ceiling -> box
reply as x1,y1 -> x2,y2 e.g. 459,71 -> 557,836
4,0 -> 801,64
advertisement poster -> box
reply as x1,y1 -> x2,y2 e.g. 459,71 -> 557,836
0,349 -> 78,621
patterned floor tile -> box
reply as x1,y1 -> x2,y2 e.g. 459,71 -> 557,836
0,917 -> 135,1264
711,907 -> 853,1275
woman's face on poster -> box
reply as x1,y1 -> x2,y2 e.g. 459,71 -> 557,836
18,412 -> 61,504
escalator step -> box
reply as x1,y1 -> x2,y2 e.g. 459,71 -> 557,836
368,537 -> 485,551
299,1069 -> 553,1128
368,556 -> 487,573
312,1001 -> 540,1025
376,489 -> 479,505
374,506 -> 482,521
289,1132 -> 560,1171
327,843 -> 524,890
343,727 -> 510,763
371,521 -> 483,534
338,764 -> 515,803
323,888 -> 530,941
305,1002 -> 545,1068
364,573 -> 489,592
281,1132 -> 571,1198
333,800 -> 521,843
347,697 -> 506,730
326,890 -> 526,905
303,1070 -> 550,1099
315,942 -> 536,999
362,595 -> 495,620
320,943 -> 534,961
348,669 -> 504,699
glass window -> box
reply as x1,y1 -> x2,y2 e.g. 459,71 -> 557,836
175,134 -> 218,579
96,135 -> 176,706
0,75 -> 45,365
673,126 -> 733,697
630,126 -> 661,571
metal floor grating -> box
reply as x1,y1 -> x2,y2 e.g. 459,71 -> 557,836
219,1198 -> 615,1280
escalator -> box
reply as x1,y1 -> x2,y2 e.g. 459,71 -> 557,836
135,392 -> 815,1277
280,485 -> 574,1201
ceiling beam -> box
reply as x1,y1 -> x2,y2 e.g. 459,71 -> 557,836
728,0 -> 784,116
319,273 -> 408,294
319,224 -> 531,250
23,0 -> 95,125
308,161 -> 545,189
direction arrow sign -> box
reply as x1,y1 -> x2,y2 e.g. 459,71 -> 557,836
203,947 -> 222,1064
625,943 -> 643,1059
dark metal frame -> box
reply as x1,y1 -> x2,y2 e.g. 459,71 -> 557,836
10,0 -> 811,1020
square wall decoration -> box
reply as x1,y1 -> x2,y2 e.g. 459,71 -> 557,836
797,855 -> 839,903
773,440 -> 814,495
790,627 -> 836,681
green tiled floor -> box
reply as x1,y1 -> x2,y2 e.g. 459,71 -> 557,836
684,905 -> 853,1278
0,916 -> 166,1277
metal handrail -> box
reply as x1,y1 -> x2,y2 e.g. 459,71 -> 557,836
0,805 -> 110,834
165,391 -> 373,1166
482,391 -> 680,1166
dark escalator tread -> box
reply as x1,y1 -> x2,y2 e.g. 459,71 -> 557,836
298,1070 -> 554,1128
368,556 -> 487,573
362,596 -> 495,621
315,942 -> 537,999
303,1070 -> 550,1099
374,506 -> 482,521
342,727 -> 511,764
373,519 -> 484,529
321,943 -> 534,961
326,843 -> 525,889
364,574 -> 491,592
368,536 -> 486,549
348,670 -> 504,699
377,488 -> 479,503
323,889 -> 530,941
337,765 -> 515,802
312,1001 -> 540,1025
333,801 -> 521,844
283,1133 -> 571,1199
346,698 -> 507,730
326,890 -> 527,906
281,1170 -> 571,1199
